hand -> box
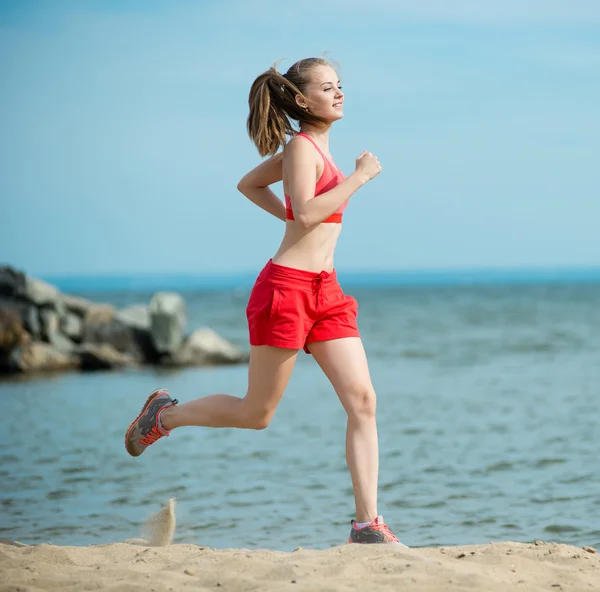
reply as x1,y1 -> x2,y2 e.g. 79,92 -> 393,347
355,151 -> 382,182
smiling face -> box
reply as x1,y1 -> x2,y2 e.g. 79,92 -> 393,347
298,65 -> 344,123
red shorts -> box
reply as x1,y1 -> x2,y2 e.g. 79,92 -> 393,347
246,259 -> 360,353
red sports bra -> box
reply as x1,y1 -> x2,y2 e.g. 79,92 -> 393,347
284,132 -> 348,224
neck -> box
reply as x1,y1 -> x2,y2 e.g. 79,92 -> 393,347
299,123 -> 331,147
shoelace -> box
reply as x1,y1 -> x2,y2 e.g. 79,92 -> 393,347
371,522 -> 400,543
140,425 -> 164,446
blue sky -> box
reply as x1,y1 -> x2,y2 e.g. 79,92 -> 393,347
1,0 -> 599,277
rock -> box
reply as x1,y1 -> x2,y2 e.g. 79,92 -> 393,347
14,300 -> 41,339
83,305 -> 125,350
9,341 -> 77,373
0,296 -> 39,342
76,343 -> 136,371
117,304 -> 150,330
82,311 -> 156,363
83,317 -> 133,351
61,293 -> 95,317
0,266 -> 26,299
49,331 -> 76,354
0,268 -> 251,376
149,293 -> 186,354
85,304 -> 116,326
24,275 -> 59,307
0,307 -> 26,353
130,327 -> 160,364
114,304 -> 159,363
165,327 -> 249,366
60,312 -> 83,342
38,308 -> 75,353
40,308 -> 60,338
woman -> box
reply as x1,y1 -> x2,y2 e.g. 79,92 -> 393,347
125,57 -> 404,545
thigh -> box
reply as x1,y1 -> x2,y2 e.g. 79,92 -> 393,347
243,344 -> 298,417
307,337 -> 375,415
247,276 -> 312,350
306,287 -> 360,351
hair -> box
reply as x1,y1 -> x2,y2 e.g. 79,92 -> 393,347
246,57 -> 336,157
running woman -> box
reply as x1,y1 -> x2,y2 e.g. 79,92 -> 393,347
125,57 -> 404,545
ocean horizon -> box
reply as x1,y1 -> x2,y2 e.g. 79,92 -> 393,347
41,264 -> 600,293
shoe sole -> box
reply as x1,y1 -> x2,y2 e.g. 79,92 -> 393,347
124,388 -> 168,457
347,537 -> 407,546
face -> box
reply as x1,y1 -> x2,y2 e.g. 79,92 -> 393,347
299,65 -> 344,123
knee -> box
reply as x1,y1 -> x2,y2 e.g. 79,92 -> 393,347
346,386 -> 377,421
238,402 -> 273,430
245,414 -> 272,430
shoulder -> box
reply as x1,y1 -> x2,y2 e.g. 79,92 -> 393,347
284,134 -> 315,156
283,135 -> 317,166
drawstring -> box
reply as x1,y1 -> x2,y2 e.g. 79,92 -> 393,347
311,272 -> 327,307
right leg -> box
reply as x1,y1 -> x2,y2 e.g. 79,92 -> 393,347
160,345 -> 297,431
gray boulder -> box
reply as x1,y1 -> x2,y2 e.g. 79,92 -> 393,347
82,304 -> 157,363
9,341 -> 77,373
0,266 -> 26,299
83,316 -> 135,353
149,293 -> 186,354
115,304 -> 158,364
0,295 -> 40,339
39,308 -> 75,354
85,304 -> 116,325
61,293 -> 95,317
0,307 -> 25,354
24,276 -> 59,307
76,343 -> 136,371
40,308 -> 60,338
60,312 -> 83,342
117,304 -> 150,330
165,327 -> 249,367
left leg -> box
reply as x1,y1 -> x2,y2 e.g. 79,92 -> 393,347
307,337 -> 378,523
308,337 -> 403,544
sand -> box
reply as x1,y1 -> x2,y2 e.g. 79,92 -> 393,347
2,539 -> 599,591
1,500 -> 598,591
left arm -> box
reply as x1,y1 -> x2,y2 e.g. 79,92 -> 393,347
237,153 -> 286,221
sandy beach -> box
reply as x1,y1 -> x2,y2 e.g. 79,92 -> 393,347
1,538 -> 598,591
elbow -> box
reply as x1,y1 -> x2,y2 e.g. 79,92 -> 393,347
296,213 -> 314,230
237,177 -> 265,195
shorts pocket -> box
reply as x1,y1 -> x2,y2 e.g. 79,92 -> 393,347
269,287 -> 281,320
246,281 -> 280,322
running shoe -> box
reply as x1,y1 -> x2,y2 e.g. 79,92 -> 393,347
348,515 -> 407,546
125,388 -> 178,457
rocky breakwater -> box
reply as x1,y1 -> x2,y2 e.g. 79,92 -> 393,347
0,265 -> 249,376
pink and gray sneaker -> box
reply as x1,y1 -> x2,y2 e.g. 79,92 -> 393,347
348,515 -> 408,546
125,388 -> 178,457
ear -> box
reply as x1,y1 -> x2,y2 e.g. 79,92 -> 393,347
295,94 -> 308,110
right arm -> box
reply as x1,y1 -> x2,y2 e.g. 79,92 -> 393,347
283,139 -> 381,230
237,153 -> 286,221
